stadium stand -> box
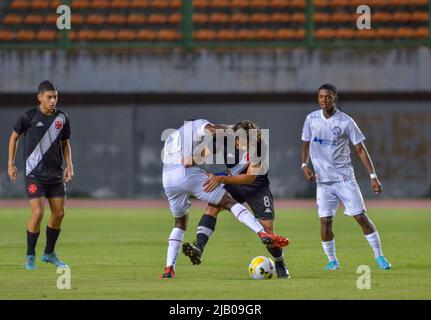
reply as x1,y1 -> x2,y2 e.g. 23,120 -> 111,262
0,0 -> 429,45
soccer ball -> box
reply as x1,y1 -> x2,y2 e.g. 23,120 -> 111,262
248,256 -> 275,280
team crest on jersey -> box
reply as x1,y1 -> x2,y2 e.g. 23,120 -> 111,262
28,184 -> 38,194
332,126 -> 342,135
55,120 -> 63,130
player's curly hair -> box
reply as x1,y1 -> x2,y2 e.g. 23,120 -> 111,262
233,120 -> 262,152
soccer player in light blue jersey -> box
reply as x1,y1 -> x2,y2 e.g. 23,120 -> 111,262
300,84 -> 391,271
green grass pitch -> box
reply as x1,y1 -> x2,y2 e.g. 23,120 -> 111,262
0,207 -> 430,299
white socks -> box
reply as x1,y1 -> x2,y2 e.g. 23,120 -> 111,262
365,231 -> 383,258
321,239 -> 338,262
166,227 -> 185,268
230,203 -> 264,233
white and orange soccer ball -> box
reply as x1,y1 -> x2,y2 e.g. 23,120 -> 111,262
248,256 -> 275,280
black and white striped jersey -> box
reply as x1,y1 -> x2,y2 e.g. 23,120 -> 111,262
14,107 -> 71,183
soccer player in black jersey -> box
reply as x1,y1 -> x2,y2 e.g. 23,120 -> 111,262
7,80 -> 74,270
182,120 -> 290,279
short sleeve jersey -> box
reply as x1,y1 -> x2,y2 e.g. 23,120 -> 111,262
301,109 -> 365,183
162,119 -> 211,170
14,107 -> 71,183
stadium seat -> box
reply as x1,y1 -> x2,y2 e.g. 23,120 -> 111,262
255,29 -> 274,40
129,0 -> 151,9
209,13 -> 229,24
236,29 -> 256,41
76,29 -> 97,41
169,0 -> 182,9
209,0 -> 230,9
16,30 -> 36,41
314,28 -> 336,40
376,28 -> 396,39
231,0 -> 249,9
36,30 -> 58,41
151,0 -> 170,9
392,12 -> 411,23
216,29 -> 237,41
117,29 -> 136,41
249,13 -> 270,24
24,14 -> 44,25
249,0 -> 269,9
147,14 -> 168,25
193,13 -> 209,24
3,14 -> 23,25
415,27 -> 429,38
136,29 -> 157,40
90,0 -> 110,9
111,0 -> 130,9
97,30 -> 116,41
87,14 -> 106,25
331,12 -> 352,23
271,13 -> 290,24
194,29 -> 216,41
45,15 -> 59,25
9,0 -> 30,10
268,0 -> 289,9
31,0 -> 50,9
0,30 -> 15,41
106,14 -> 127,25
231,13 -> 249,24
127,14 -> 146,24
372,12 -> 392,23
396,28 -> 415,39
274,29 -> 296,40
314,13 -> 331,24
167,13 -> 181,24
71,14 -> 85,25
411,11 -> 428,22
158,29 -> 181,41
336,28 -> 356,39
71,0 -> 90,9
290,13 -> 305,24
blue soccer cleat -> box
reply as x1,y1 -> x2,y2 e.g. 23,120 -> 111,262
25,255 -> 37,270
41,252 -> 69,268
376,256 -> 391,270
325,260 -> 340,270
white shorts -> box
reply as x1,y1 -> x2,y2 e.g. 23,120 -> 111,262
162,166 -> 226,218
316,180 -> 366,218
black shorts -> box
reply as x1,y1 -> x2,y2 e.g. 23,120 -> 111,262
25,178 -> 66,199
224,184 -> 275,220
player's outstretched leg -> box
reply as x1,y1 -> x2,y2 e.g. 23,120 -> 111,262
182,242 -> 202,265
184,211 -> 218,265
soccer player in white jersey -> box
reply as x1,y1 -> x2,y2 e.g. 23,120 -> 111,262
161,119 -> 288,278
300,84 -> 391,271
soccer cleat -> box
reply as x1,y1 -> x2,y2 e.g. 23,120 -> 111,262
40,252 -> 69,268
376,256 -> 391,270
257,231 -> 289,248
161,265 -> 175,278
325,260 -> 340,270
275,260 -> 290,279
182,242 -> 202,265
25,255 -> 37,270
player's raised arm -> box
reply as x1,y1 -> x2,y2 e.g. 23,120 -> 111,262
8,130 -> 20,183
301,141 -> 315,182
353,142 -> 382,194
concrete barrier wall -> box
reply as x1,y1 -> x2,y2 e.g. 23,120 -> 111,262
1,48 -> 431,93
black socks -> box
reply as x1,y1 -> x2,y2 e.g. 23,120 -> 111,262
196,214 -> 217,252
26,230 -> 40,256
44,226 -> 61,254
